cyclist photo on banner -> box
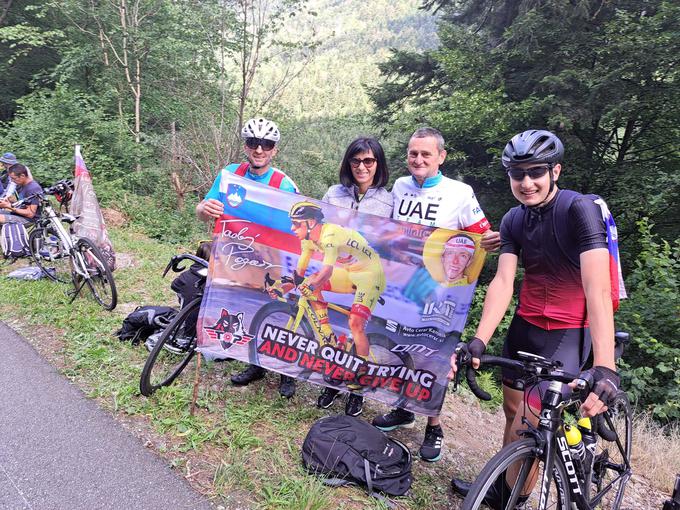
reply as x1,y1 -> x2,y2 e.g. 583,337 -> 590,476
195,171 -> 488,417
269,200 -> 386,389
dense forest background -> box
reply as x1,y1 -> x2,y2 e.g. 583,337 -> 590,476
1,0 -> 678,421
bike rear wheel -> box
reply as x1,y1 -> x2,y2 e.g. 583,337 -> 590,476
72,237 -> 117,310
588,391 -> 632,510
462,438 -> 571,510
28,227 -> 71,283
139,298 -> 200,396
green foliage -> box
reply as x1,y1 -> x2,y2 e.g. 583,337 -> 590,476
0,85 -> 140,185
370,0 -> 680,261
616,219 -> 680,422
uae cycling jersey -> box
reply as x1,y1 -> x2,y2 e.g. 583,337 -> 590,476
500,189 -> 608,330
392,172 -> 490,232
205,163 -> 298,202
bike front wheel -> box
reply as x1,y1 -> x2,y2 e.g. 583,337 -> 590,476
72,237 -> 117,310
139,298 -> 200,397
28,227 -> 71,283
462,438 -> 571,510
588,391 -> 633,510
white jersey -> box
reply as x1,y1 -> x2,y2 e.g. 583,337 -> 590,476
392,174 -> 490,232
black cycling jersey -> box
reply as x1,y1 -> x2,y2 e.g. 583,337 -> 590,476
500,189 -> 608,330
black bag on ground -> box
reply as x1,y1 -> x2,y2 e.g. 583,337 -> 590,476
1,223 -> 30,259
115,305 -> 177,345
170,262 -> 205,307
302,415 -> 412,498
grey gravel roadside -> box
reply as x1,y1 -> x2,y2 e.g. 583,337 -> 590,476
0,321 -> 214,510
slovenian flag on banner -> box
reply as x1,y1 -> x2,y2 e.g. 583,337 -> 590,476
70,145 -> 116,270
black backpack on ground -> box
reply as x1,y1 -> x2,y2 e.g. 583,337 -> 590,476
302,415 -> 412,501
170,262 -> 205,307
115,305 -> 177,345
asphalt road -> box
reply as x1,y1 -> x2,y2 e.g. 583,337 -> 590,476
0,322 -> 213,510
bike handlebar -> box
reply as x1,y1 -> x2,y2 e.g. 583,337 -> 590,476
454,351 -> 587,402
453,349 -> 621,441
163,253 -> 209,278
11,179 -> 74,209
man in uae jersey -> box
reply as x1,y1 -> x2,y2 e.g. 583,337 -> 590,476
374,127 -> 500,463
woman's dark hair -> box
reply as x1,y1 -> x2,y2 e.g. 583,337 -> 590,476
338,137 -> 389,189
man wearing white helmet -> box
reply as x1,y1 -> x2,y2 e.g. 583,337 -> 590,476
196,117 -> 298,221
196,117 -> 299,398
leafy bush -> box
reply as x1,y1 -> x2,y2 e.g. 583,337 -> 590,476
0,84 -> 141,187
616,219 -> 680,422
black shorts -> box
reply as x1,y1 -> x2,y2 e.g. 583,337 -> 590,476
502,315 -> 591,398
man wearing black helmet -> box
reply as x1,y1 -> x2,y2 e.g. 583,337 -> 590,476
196,117 -> 299,398
450,130 -> 620,503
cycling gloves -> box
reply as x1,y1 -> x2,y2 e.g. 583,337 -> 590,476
581,365 -> 620,406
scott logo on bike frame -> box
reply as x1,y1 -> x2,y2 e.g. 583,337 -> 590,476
204,308 -> 254,349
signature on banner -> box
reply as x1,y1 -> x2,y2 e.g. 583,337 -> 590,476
217,219 -> 283,272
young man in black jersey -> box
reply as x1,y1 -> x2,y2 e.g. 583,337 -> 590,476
450,130 -> 621,504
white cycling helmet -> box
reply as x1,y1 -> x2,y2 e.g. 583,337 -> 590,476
241,117 -> 280,143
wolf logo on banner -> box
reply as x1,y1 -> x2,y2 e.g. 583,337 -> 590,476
197,173 -> 485,416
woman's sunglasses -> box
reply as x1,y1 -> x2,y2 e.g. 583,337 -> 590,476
349,157 -> 377,168
506,165 -> 551,181
245,137 -> 276,151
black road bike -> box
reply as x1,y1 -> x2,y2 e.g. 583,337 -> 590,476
454,333 -> 632,510
139,253 -> 207,396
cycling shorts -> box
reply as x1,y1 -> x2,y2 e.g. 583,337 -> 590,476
325,265 -> 386,316
502,314 -> 591,407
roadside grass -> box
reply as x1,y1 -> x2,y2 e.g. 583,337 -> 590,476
0,226 -> 674,509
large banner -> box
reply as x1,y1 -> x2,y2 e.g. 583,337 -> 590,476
197,174 -> 486,416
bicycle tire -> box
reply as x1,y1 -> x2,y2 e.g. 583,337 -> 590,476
588,391 -> 632,510
462,438 -> 572,510
139,298 -> 200,396
72,237 -> 117,310
28,227 -> 71,283
247,300 -> 316,368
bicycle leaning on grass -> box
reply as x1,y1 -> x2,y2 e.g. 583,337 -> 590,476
452,332 -> 632,510
15,179 -> 117,310
139,253 -> 208,397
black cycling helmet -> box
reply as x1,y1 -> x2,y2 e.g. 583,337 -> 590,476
290,201 -> 324,222
502,130 -> 564,168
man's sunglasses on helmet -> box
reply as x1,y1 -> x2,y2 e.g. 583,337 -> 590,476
291,220 -> 305,228
349,157 -> 377,168
245,137 -> 276,151
506,165 -> 551,181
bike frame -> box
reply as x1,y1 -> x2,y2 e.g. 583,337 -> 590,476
271,292 -> 350,346
518,379 -> 631,509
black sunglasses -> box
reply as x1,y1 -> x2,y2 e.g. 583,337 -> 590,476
506,165 -> 551,181
349,157 -> 377,168
245,137 -> 276,151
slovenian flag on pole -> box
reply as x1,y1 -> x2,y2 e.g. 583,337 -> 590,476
70,145 -> 116,270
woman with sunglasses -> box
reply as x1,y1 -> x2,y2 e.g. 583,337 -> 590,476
317,136 -> 393,416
